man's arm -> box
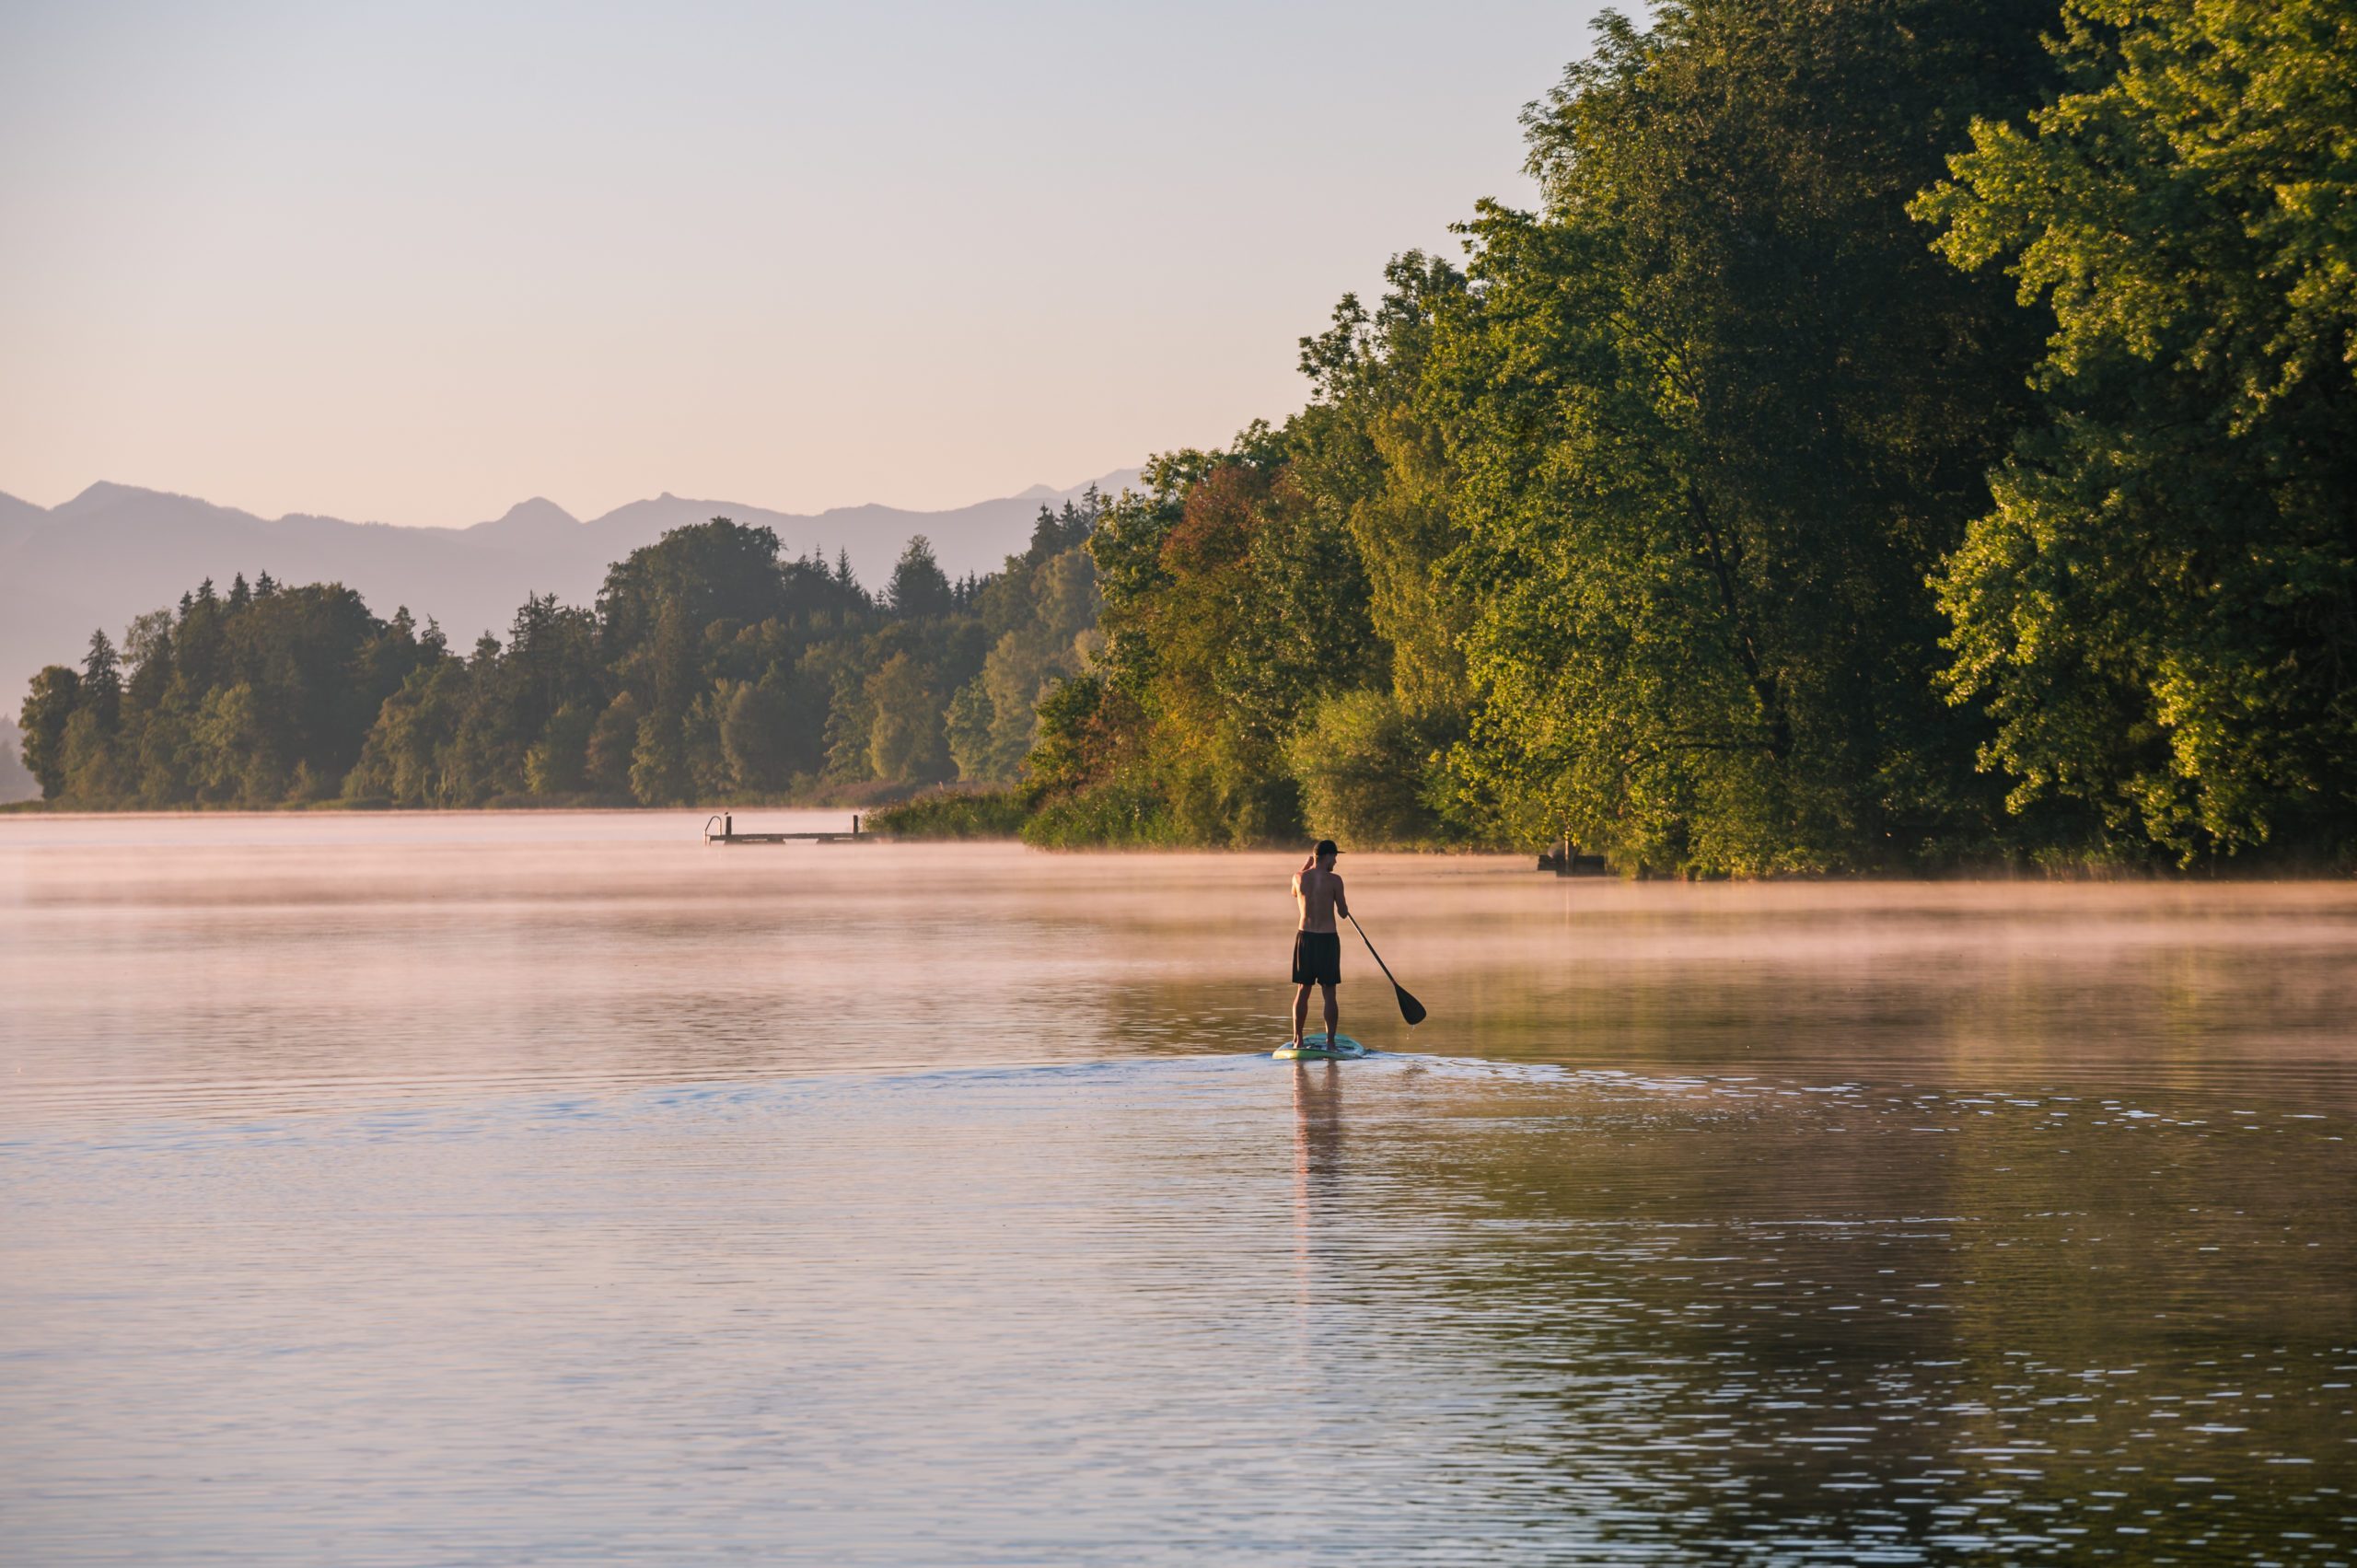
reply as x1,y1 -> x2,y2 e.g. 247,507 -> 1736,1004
1334,876 -> 1350,922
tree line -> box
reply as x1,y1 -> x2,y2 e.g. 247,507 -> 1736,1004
18,0 -> 2354,872
16,498 -> 1100,810
996,0 -> 2354,871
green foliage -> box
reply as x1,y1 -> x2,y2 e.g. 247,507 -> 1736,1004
1913,0 -> 2357,861
585,692 -> 642,796
19,665 -> 79,799
717,679 -> 797,792
17,577 -> 434,809
885,535 -> 955,620
1031,431 -> 1375,846
629,710 -> 691,805
941,500 -> 1103,785
1286,688 -> 1445,849
524,703 -> 596,796
22,503 -> 1102,812
943,679 -> 997,784
1426,0 -> 2059,872
1294,256 -> 1476,732
1020,776 -> 1179,848
865,651 -> 949,785
865,786 -> 1031,840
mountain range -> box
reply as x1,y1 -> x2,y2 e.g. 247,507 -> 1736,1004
0,470 -> 1139,707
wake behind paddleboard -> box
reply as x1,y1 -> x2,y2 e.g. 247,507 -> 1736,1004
1272,1034 -> 1366,1061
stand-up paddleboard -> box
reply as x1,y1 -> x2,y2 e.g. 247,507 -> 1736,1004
1272,1034 -> 1366,1062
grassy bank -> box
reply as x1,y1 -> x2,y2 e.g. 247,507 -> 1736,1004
864,787 -> 1033,841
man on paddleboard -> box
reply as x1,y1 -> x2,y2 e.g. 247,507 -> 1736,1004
1290,839 -> 1349,1050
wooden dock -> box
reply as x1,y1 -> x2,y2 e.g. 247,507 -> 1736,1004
702,812 -> 877,845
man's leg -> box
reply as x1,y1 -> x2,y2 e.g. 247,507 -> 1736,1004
1321,981 -> 1339,1044
1293,984 -> 1311,1046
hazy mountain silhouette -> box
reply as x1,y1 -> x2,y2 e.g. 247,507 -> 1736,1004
0,470 -> 1139,703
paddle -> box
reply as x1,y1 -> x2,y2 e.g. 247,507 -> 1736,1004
1348,914 -> 1427,1027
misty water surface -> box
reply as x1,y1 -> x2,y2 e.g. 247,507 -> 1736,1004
3,812 -> 2352,1564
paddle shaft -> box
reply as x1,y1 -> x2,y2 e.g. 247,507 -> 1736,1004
1348,915 -> 1403,987
1348,914 -> 1426,1026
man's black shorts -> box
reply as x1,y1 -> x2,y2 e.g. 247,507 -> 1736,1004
1292,930 -> 1342,987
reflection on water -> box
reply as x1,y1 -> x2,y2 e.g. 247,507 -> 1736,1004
2,813 -> 2352,1563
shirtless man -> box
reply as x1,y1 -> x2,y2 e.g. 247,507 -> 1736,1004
1290,839 -> 1350,1049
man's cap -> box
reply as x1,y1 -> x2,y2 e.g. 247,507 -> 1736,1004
1314,839 -> 1341,857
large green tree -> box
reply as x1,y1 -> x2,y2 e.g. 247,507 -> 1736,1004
1431,0 -> 2058,871
1915,0 -> 2357,860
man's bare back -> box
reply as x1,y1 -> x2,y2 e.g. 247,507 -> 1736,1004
1293,862 -> 1348,932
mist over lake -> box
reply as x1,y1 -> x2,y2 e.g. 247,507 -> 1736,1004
4,814 -> 2351,1563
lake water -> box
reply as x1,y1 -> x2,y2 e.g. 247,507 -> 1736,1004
3,812 -> 2352,1564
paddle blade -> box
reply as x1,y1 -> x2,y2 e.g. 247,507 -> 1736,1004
1395,984 -> 1427,1027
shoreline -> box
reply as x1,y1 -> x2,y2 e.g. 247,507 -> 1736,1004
4,800 -> 2351,879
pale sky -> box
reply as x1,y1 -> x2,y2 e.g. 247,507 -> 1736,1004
0,1 -> 1615,525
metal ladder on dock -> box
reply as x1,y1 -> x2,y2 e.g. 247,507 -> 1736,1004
701,812 -> 873,845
